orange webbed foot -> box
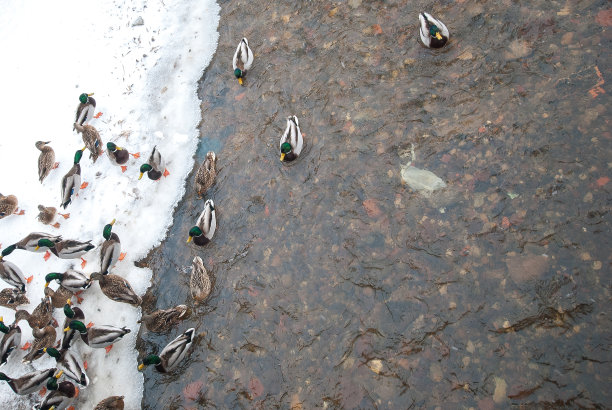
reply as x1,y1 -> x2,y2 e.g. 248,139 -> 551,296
80,258 -> 87,269
59,213 -> 70,219
80,182 -> 88,189
105,344 -> 113,353
163,168 -> 170,177
15,209 -> 25,215
131,152 -> 140,159
26,275 -> 33,284
38,387 -> 47,397
21,342 -> 31,350
86,322 -> 94,329
76,294 -> 84,304
94,112 -> 103,119
52,318 -> 59,327
52,222 -> 61,229
43,251 -> 51,261
83,360 -> 88,370
52,162 -> 59,169
119,252 -> 127,261
121,166 -> 127,173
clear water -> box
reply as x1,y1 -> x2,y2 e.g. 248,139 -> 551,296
140,0 -> 611,408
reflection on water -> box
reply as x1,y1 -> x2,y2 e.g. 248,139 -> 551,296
140,0 -> 611,408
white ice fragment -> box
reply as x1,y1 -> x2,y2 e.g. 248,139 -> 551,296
132,16 -> 144,26
400,163 -> 446,193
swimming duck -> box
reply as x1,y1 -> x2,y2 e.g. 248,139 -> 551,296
187,199 -> 216,246
0,288 -> 29,310
0,194 -> 22,219
195,151 -> 217,197
100,219 -> 122,275
107,142 -> 139,173
44,286 -> 75,309
0,317 -> 21,365
138,328 -> 195,373
90,272 -> 142,306
60,300 -> 84,350
45,269 -> 91,292
0,368 -> 56,395
42,347 -> 88,387
0,257 -> 28,291
139,305 -> 190,333
37,205 -> 70,228
37,371 -> 79,410
74,123 -> 103,162
75,93 -> 96,127
94,395 -> 125,410
14,297 -> 53,330
233,38 -> 254,85
139,145 -> 169,180
22,325 -> 56,363
60,148 -> 86,209
64,320 -> 130,350
280,115 -> 303,162
191,256 -> 211,303
418,12 -> 449,49
8,233 -> 62,253
36,141 -> 57,183
37,238 -> 95,265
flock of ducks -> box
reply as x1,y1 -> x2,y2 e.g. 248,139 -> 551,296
0,11 -> 450,409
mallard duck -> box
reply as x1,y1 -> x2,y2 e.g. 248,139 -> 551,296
60,148 -> 85,209
37,205 -> 70,228
10,233 -> 62,253
418,12 -> 449,49
94,395 -> 125,410
22,325 -> 56,363
139,145 -> 169,180
195,151 -> 217,197
107,142 -> 139,173
74,123 -> 103,162
14,297 -> 53,329
0,194 -> 22,219
233,38 -> 254,85
99,219 -> 122,274
90,272 -> 141,306
75,93 -> 96,127
191,256 -> 211,303
138,328 -> 195,373
45,269 -> 91,292
0,368 -> 56,395
60,300 -> 84,350
37,239 -> 95,265
280,115 -> 304,162
64,320 -> 130,349
36,141 -> 57,183
44,286 -> 75,309
139,305 -> 190,333
0,317 -> 21,365
0,258 -> 28,291
0,288 -> 29,310
42,347 -> 88,387
37,371 -> 79,410
187,199 -> 216,245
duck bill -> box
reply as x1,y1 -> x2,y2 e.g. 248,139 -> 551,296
35,245 -> 40,251
44,282 -> 49,288
238,77 -> 243,85
110,219 -> 116,226
116,146 -> 123,150
186,236 -> 193,243
87,93 -> 94,97
55,370 -> 64,378
63,326 -> 70,332
138,364 -> 145,371
280,153 -> 286,161
435,33 -> 442,40
138,172 -> 144,180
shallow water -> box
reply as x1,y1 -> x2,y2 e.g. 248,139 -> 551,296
140,0 -> 611,408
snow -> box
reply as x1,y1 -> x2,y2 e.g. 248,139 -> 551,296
0,0 -> 220,408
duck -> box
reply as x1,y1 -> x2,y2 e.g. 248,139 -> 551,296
60,148 -> 86,209
64,320 -> 130,350
0,258 -> 28,291
22,325 -> 56,363
90,272 -> 142,306
106,142 -> 139,173
75,92 -> 96,127
0,193 -> 22,219
37,371 -> 79,410
60,300 -> 84,350
36,141 -> 57,183
37,205 -> 70,228
42,347 -> 88,387
191,256 -> 212,303
0,368 -> 56,395
0,288 -> 29,310
74,123 -> 103,162
44,269 -> 91,292
139,305 -> 190,333
418,12 -> 449,49
139,145 -> 169,180
138,328 -> 195,373
280,115 -> 304,162
187,199 -> 216,246
8,232 -> 62,253
14,297 -> 53,330
100,219 -> 122,274
37,238 -> 95,266
0,317 -> 21,365
94,395 -> 125,410
233,38 -> 254,85
195,151 -> 217,197
44,286 -> 75,309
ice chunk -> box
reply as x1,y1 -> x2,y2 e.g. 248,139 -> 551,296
400,163 -> 446,193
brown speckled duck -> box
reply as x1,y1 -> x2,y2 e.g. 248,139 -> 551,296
90,272 -> 141,306
0,288 -> 29,310
74,123 -> 103,162
94,395 -> 125,410
139,305 -> 190,333
36,141 -> 57,183
195,151 -> 217,197
0,194 -> 22,219
37,205 -> 70,228
191,256 -> 211,303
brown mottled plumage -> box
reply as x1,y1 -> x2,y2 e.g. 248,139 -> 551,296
37,205 -> 69,228
0,194 -> 19,219
0,288 -> 29,310
74,123 -> 103,162
194,151 -> 217,197
22,325 -> 56,363
44,286 -> 75,309
14,297 -> 53,329
94,395 -> 125,410
191,256 -> 212,303
90,273 -> 141,306
140,305 -> 190,333
36,141 -> 56,183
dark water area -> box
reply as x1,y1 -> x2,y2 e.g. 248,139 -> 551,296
140,0 -> 611,408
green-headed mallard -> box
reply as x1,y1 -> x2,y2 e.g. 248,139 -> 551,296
138,328 -> 194,373
22,325 -> 56,363
37,239 -> 95,266
60,148 -> 85,209
9,233 -> 62,253
36,141 -> 57,183
44,285 -> 74,309
0,317 -> 21,365
280,116 -> 303,162
60,300 -> 84,350
74,123 -> 103,163
0,288 -> 29,310
419,12 -> 449,49
94,395 -> 125,410
195,152 -> 217,197
0,194 -> 22,219
139,146 -> 169,181
44,269 -> 91,292
100,219 -> 121,275
107,142 -> 139,173
75,93 -> 96,127
0,368 -> 56,395
14,297 -> 53,330
0,257 -> 28,291
232,38 -> 253,85
42,347 -> 88,387
187,199 -> 216,246
90,272 -> 141,306
191,256 -> 211,303
139,305 -> 190,333
64,320 -> 130,350
38,371 -> 79,410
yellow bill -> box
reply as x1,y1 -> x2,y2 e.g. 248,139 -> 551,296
435,33 -> 442,40
44,282 -> 49,288
186,236 -> 193,243
35,245 -> 40,251
238,77 -> 243,85
280,153 -> 286,161
138,172 -> 144,180
63,327 -> 70,332
138,363 -> 145,370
